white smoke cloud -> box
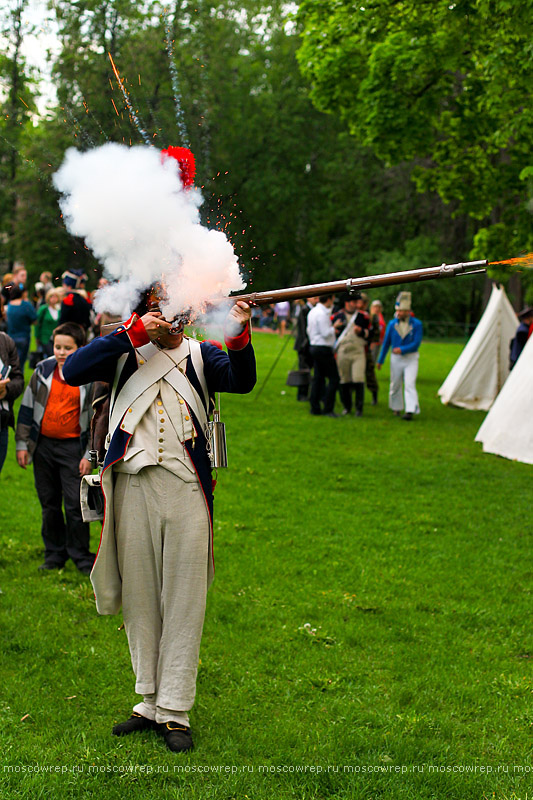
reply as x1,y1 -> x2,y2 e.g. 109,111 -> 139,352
53,143 -> 245,319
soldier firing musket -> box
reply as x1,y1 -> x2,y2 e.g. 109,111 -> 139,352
55,134 -> 491,755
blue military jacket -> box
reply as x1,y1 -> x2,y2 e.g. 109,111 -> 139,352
378,316 -> 423,364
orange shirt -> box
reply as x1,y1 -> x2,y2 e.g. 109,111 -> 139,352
40,367 -> 81,439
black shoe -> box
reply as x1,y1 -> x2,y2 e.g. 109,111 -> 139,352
38,562 -> 65,571
371,392 -> 378,406
76,563 -> 94,576
341,408 -> 350,416
324,412 -> 339,418
112,713 -> 157,736
310,410 -> 322,416
355,409 -> 363,417
158,721 -> 194,753
402,412 -> 413,421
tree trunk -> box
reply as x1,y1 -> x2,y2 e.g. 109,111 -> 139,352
5,1 -> 25,268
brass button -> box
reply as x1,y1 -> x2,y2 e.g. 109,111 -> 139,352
185,415 -> 190,421
128,408 -> 132,413
160,418 -> 165,423
157,401 -> 162,406
159,438 -> 163,443
179,398 -> 184,405
158,448 -> 163,453
139,359 -> 144,365
158,457 -> 163,462
158,409 -> 163,414
159,428 -> 164,433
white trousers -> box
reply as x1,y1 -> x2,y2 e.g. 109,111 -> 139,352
389,352 -> 420,414
113,466 -> 211,724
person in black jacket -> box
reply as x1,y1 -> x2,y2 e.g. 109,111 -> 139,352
59,269 -> 92,331
510,307 -> 533,369
0,321 -> 25,473
293,297 -> 319,401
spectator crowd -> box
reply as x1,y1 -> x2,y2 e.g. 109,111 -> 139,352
0,264 -> 104,575
2,261 -> 533,581
252,290 -> 422,420
253,287 -> 533,421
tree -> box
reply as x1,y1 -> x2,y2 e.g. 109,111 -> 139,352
0,0 -> 35,270
51,0 -> 150,146
296,0 -> 533,265
11,0 -> 485,320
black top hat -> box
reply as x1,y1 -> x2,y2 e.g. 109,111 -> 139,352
339,292 -> 359,306
518,306 -> 533,320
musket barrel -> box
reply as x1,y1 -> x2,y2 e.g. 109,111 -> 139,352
228,260 -> 487,307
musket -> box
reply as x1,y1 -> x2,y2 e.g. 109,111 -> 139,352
162,261 -> 488,331
227,260 -> 487,307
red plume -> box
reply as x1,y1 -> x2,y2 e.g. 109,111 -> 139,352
161,146 -> 196,188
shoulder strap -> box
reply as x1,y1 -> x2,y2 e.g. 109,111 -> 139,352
188,338 -> 210,410
109,350 -> 174,432
109,353 -> 128,419
334,312 -> 357,351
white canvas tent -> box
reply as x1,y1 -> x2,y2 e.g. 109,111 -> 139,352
438,284 -> 518,410
476,331 -> 533,464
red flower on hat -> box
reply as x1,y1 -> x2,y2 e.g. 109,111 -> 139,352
63,293 -> 75,306
161,146 -> 196,188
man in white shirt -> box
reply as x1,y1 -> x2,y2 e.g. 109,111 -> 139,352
306,294 -> 339,417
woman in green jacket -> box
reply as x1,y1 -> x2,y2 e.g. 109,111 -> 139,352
35,287 -> 61,357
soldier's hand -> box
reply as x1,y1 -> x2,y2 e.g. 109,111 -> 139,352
140,311 -> 172,341
227,301 -> 251,334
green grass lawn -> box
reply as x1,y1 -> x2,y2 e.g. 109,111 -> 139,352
0,333 -> 531,799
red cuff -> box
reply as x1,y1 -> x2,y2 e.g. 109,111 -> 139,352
114,313 -> 150,348
224,323 -> 251,351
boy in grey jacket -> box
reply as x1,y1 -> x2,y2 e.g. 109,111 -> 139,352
15,322 -> 95,573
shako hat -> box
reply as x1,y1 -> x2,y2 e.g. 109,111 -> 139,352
395,291 -> 412,311
62,269 -> 87,289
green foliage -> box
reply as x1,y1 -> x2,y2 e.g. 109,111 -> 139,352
14,120 -> 95,280
1,335 -> 532,799
52,0 -> 148,139
470,225 -> 533,303
0,0 -> 478,314
366,235 -> 484,325
297,0 -> 533,262
0,0 -> 37,268
0,0 -> 514,326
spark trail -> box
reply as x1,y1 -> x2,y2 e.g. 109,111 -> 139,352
108,52 -> 153,147
164,9 -> 190,147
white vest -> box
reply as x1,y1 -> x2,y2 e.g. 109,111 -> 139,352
112,338 -> 208,481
